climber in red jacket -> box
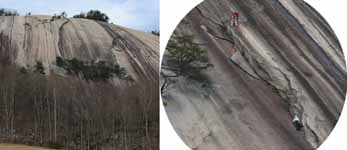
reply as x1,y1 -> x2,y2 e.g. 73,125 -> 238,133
230,11 -> 240,27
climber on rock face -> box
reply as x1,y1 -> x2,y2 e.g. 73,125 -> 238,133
234,12 -> 240,26
230,12 -> 240,27
292,115 -> 303,131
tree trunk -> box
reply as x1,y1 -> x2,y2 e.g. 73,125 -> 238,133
54,88 -> 57,142
47,92 -> 52,142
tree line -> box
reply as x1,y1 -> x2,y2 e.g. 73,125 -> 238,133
0,8 -> 110,23
1,8 -> 160,34
73,10 -> 109,23
0,8 -> 19,16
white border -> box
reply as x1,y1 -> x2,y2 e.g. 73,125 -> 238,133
160,0 -> 347,149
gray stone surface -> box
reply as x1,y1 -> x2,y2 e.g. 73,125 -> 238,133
162,0 -> 347,150
0,15 -> 159,82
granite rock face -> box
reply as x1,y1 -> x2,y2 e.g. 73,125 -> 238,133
161,0 -> 347,150
0,15 -> 159,82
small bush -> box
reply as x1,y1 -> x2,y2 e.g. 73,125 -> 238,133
56,56 -> 65,67
151,31 -> 160,36
34,61 -> 45,75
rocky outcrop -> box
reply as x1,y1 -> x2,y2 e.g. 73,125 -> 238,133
161,0 -> 346,150
0,15 -> 159,82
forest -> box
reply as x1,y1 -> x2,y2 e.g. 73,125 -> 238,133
0,64 -> 158,149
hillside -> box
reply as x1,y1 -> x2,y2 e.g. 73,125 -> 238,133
161,0 -> 346,150
0,15 -> 159,149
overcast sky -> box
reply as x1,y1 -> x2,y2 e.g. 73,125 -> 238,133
0,0 -> 159,32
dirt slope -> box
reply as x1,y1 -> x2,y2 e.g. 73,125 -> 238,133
162,0 -> 346,150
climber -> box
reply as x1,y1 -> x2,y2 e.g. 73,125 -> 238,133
292,115 -> 303,131
231,12 -> 240,27
234,12 -> 240,26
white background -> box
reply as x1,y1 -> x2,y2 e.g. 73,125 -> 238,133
160,0 -> 347,149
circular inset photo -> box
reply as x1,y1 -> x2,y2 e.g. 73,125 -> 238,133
0,1 -> 159,149
160,0 -> 347,150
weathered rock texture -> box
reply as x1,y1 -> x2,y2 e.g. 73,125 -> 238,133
0,15 -> 159,81
161,0 -> 347,150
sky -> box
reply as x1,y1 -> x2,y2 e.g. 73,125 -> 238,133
0,0 -> 159,32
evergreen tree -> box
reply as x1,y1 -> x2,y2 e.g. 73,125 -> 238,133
35,61 -> 45,75
166,35 -> 208,75
56,56 -> 65,67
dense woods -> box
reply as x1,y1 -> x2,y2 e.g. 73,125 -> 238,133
0,64 -> 158,150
